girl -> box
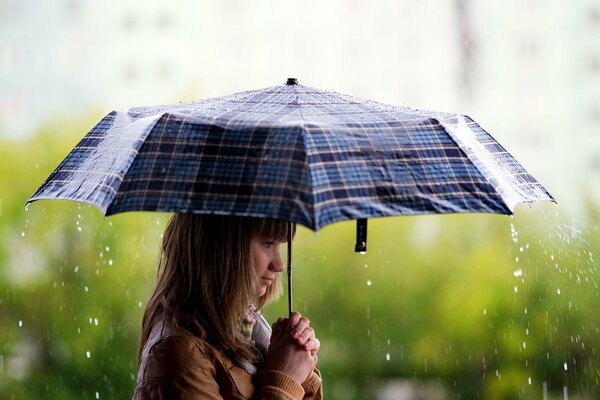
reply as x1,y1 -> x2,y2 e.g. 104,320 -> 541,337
133,214 -> 322,399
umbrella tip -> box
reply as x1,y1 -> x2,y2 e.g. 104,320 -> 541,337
286,78 -> 298,85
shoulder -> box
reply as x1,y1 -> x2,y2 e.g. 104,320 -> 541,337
138,323 -> 218,382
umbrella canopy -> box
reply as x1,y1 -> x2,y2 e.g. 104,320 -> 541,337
28,79 -> 554,230
28,79 -> 555,314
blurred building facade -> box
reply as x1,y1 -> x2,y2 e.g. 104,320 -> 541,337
1,0 -> 598,205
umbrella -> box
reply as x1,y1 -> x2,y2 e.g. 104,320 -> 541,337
27,78 -> 555,314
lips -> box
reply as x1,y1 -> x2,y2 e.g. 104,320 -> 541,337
261,277 -> 274,284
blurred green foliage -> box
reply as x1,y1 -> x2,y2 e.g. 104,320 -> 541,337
1,121 -> 599,399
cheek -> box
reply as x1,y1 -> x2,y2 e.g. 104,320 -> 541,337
252,250 -> 266,274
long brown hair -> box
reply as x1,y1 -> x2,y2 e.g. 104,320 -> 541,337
138,214 -> 294,364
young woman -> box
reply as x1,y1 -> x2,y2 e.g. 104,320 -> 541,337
133,214 -> 322,399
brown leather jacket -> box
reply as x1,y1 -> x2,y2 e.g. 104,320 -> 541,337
132,322 -> 323,400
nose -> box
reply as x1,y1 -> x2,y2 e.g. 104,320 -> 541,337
269,249 -> 285,273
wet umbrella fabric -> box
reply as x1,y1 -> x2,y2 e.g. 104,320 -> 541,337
28,81 -> 553,228
28,80 -> 554,314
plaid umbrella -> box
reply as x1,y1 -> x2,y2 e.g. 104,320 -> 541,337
28,78 -> 554,312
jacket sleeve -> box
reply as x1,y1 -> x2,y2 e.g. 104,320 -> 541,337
133,335 -> 223,400
301,368 -> 323,400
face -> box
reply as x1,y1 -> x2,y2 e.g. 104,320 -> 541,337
250,235 -> 286,297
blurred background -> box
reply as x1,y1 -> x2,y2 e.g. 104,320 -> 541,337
1,0 -> 599,398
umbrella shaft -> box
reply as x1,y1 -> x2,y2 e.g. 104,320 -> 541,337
287,222 -> 293,317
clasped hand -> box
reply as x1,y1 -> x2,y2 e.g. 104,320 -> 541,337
265,312 -> 320,385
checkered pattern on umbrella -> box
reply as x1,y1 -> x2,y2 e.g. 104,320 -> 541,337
28,82 -> 554,230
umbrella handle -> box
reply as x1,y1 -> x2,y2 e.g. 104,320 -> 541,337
287,221 -> 293,317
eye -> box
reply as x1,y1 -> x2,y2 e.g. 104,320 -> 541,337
262,241 -> 274,249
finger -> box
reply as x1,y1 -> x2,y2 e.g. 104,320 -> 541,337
271,317 -> 289,336
307,338 -> 320,357
296,326 -> 314,344
291,317 -> 310,338
287,311 -> 302,331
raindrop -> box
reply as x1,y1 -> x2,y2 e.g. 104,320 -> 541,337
515,256 -> 519,263
138,301 -> 143,308
551,254 -> 555,261
96,392 -> 100,399
156,219 -> 160,225
74,266 -> 79,273
513,268 -> 523,277
84,286 -> 89,292
364,264 -> 368,269
86,351 -> 91,358
105,246 -> 110,252
25,204 -> 29,211
483,309 -> 487,316
94,318 -> 99,326
523,341 -> 527,349
564,362 -> 568,371
557,288 -> 561,295
99,252 -> 103,258
385,353 -> 390,361
528,377 -> 532,385
77,226 -> 82,232
18,320 -> 23,327
108,259 -> 113,266
519,246 -> 524,252
366,280 -> 372,286
514,286 -> 519,293
21,231 -> 25,237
